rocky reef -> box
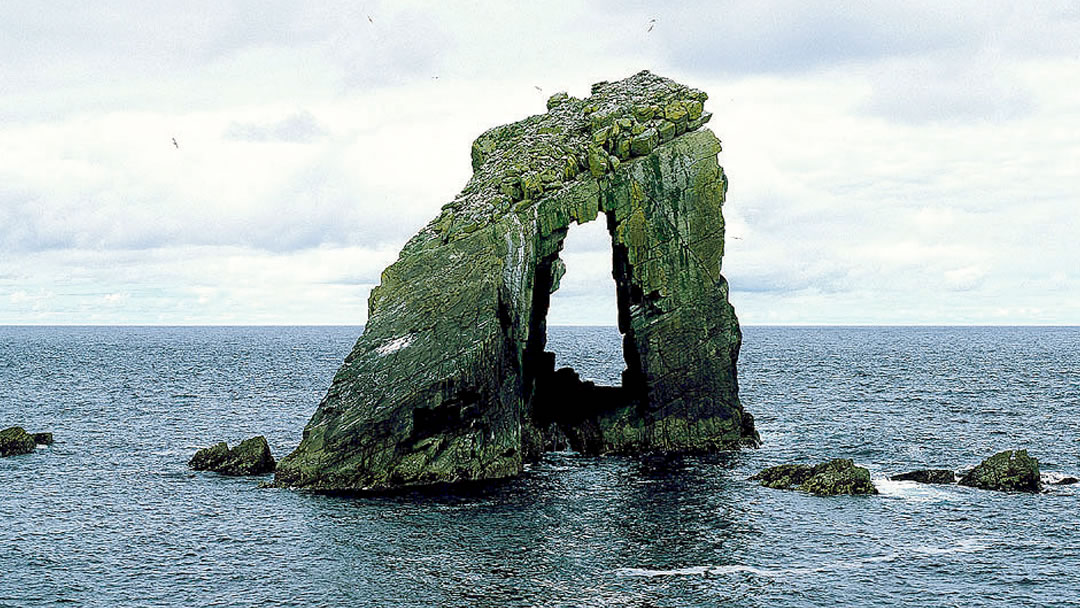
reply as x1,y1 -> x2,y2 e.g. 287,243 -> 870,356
751,460 -> 878,496
1,426 -> 52,457
274,71 -> 756,492
890,469 -> 956,484
189,436 -> 276,476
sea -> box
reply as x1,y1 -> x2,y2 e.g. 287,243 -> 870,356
1,325 -> 1078,607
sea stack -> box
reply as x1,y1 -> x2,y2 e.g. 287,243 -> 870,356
274,71 -> 755,492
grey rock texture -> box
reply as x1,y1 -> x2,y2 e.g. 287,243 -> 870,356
189,436 -> 276,476
274,71 -> 755,492
958,450 -> 1040,493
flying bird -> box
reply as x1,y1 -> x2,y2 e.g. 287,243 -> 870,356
172,137 -> 179,149
367,15 -> 373,23
647,18 -> 656,32
534,85 -> 542,93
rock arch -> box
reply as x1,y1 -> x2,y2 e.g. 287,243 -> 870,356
274,71 -> 757,491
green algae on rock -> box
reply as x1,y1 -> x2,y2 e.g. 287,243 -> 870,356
751,459 -> 878,496
274,71 -> 756,492
958,450 -> 1040,493
0,426 -> 37,457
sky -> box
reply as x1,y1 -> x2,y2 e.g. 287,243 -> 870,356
1,1 -> 1077,325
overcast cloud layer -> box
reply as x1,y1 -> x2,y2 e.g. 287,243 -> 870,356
1,1 -> 1077,325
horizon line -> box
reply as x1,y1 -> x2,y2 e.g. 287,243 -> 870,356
1,323 -> 1078,328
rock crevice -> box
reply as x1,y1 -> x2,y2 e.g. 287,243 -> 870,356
274,71 -> 755,492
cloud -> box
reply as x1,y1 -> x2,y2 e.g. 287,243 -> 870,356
859,51 -> 1032,124
640,2 -> 1080,78
943,265 -> 988,291
224,110 -> 328,143
0,2 -> 1078,324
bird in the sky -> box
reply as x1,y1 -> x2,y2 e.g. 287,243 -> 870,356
367,15 -> 373,23
534,85 -> 542,93
172,137 -> 179,149
647,18 -> 656,32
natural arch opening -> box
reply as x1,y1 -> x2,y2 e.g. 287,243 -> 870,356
524,213 -> 647,454
546,218 -> 619,383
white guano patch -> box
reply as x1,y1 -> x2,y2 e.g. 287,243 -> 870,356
375,334 -> 414,356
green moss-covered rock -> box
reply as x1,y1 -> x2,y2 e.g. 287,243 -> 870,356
958,450 -> 1040,493
0,426 -> 37,457
274,71 -> 753,492
753,459 -> 878,495
800,459 -> 877,495
749,463 -> 815,489
190,436 -> 276,476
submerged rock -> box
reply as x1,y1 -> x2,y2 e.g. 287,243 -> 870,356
890,469 -> 956,484
32,432 -> 54,446
1049,476 -> 1079,486
189,436 -> 275,476
958,450 -> 1040,493
274,71 -> 755,492
752,459 -> 878,496
0,426 -> 37,457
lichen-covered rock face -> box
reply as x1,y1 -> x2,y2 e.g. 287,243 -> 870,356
752,459 -> 878,496
274,71 -> 756,492
0,426 -> 37,457
189,437 -> 276,476
958,450 -> 1040,493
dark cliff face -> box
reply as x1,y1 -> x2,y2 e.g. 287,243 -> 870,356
274,70 -> 756,492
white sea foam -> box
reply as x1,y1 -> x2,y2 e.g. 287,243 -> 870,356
873,476 -> 959,502
911,538 -> 990,556
615,539 -> 992,580
1041,472 -> 1079,486
615,565 -> 792,578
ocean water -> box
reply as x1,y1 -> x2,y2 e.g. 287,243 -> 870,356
1,325 -> 1078,607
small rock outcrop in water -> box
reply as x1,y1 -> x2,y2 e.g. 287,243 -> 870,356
1,426 -> 37,457
958,450 -> 1040,493
189,436 -> 276,476
1048,476 -> 1078,486
751,459 -> 878,496
274,71 -> 755,492
889,469 -> 956,484
1,426 -> 54,457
